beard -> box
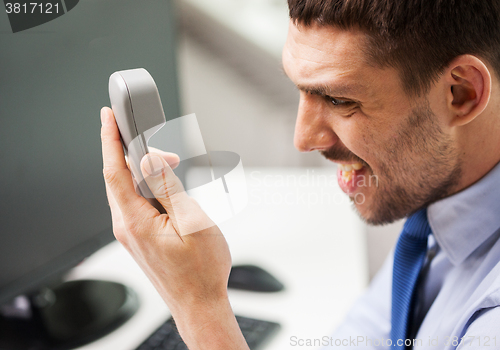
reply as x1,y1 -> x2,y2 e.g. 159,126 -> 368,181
322,100 -> 462,225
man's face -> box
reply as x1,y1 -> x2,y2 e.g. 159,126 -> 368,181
282,22 -> 462,225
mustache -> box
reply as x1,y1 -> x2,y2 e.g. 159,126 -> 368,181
320,147 -> 365,164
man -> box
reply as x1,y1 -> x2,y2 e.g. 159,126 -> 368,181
100,0 -> 500,349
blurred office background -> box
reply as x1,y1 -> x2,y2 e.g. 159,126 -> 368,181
175,0 -> 404,280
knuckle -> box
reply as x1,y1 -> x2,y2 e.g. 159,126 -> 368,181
111,222 -> 130,246
103,167 -> 128,186
100,131 -> 112,145
163,180 -> 181,197
113,227 -> 127,244
165,177 -> 185,196
102,167 -> 119,185
151,176 -> 183,198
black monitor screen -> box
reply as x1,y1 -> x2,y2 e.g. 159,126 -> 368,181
0,0 -> 180,306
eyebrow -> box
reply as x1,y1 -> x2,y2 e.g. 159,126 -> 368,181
280,64 -> 364,99
295,83 -> 363,99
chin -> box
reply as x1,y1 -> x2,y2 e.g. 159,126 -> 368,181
350,187 -> 394,226
352,198 -> 375,224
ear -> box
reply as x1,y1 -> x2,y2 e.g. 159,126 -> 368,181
444,55 -> 491,127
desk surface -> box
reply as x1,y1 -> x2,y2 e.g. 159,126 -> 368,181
70,167 -> 368,350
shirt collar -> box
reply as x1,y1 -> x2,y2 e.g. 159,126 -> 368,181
427,161 -> 500,266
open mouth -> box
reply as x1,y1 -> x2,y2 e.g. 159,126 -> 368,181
337,162 -> 368,195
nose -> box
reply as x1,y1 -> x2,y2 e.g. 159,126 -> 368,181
293,92 -> 339,152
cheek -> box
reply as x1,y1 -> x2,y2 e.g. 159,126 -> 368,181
352,104 -> 418,163
427,90 -> 450,131
340,113 -> 386,166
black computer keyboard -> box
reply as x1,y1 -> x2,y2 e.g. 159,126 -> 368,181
135,315 -> 280,350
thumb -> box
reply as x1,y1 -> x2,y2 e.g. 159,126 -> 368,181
140,153 -> 216,236
140,153 -> 188,214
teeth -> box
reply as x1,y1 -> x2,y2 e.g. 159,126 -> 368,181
352,163 -> 363,170
338,163 -> 364,172
338,162 -> 365,184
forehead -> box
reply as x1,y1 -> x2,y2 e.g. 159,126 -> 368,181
282,21 -> 382,97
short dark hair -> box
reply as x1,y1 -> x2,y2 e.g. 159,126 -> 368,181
288,0 -> 500,96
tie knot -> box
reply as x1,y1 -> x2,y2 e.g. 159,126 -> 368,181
403,208 -> 432,241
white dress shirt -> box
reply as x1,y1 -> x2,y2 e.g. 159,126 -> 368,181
322,161 -> 500,350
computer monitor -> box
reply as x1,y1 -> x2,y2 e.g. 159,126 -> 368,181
0,1 -> 181,348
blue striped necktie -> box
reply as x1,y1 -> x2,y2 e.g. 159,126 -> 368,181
391,208 -> 432,349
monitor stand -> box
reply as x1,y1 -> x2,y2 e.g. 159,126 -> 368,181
0,279 -> 139,350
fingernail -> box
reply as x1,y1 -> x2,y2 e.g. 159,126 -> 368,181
143,154 -> 164,176
100,108 -> 109,125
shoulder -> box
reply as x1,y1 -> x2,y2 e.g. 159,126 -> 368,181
457,306 -> 500,349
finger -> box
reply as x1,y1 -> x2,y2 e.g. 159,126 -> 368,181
105,182 -> 122,220
123,156 -> 139,192
140,152 -> 216,236
148,147 -> 180,170
101,107 -> 153,220
140,152 -> 188,212
141,152 -> 185,235
105,183 -> 126,239
101,107 -> 127,170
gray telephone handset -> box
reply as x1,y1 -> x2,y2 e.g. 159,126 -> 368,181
108,68 -> 167,214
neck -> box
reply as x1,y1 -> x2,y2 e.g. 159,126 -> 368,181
454,112 -> 500,194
